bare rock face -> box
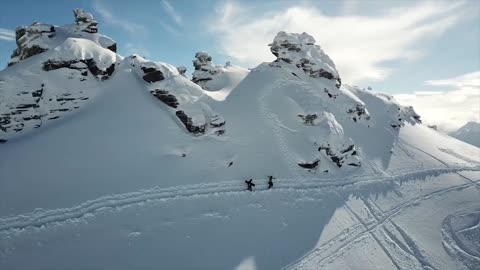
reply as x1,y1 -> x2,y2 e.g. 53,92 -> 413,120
8,23 -> 55,66
191,52 -> 222,89
175,110 -> 206,135
42,59 -> 115,81
150,89 -> 179,108
141,67 -> 165,83
269,31 -> 341,88
73,9 -> 98,34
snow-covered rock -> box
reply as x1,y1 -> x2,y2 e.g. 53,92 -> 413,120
191,52 -> 222,89
73,8 -> 98,34
128,55 -> 225,136
7,8 -> 116,67
269,31 -> 341,88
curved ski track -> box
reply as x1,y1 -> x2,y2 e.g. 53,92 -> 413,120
0,166 -> 478,234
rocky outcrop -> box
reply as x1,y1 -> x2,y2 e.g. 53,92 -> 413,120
141,67 -> 165,83
391,105 -> 422,130
8,23 -> 55,66
191,52 -> 222,89
269,31 -> 341,88
73,8 -> 98,33
42,59 -> 115,81
175,110 -> 206,135
347,103 -> 370,123
150,89 -> 179,108
298,114 -> 318,126
7,8 -> 116,67
298,159 -> 320,170
318,144 -> 360,168
0,80 -> 93,139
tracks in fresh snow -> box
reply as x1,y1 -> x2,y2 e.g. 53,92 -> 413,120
0,166 -> 478,234
257,79 -> 302,178
284,174 -> 480,269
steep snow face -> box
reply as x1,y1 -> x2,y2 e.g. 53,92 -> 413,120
450,122 -> 480,147
269,31 -> 341,88
224,33 -> 423,174
8,9 -> 116,67
0,36 -> 119,142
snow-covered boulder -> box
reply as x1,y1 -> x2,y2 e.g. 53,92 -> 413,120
191,52 -> 222,89
73,8 -> 98,34
7,8 -> 116,67
8,23 -> 56,66
269,31 -> 341,88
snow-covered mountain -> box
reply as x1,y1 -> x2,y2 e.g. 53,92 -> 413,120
450,122 -> 480,148
0,10 -> 479,270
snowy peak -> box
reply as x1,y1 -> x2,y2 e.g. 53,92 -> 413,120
8,8 -> 116,67
450,121 -> 480,147
269,31 -> 341,88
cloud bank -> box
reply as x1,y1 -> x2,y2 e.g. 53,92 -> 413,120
395,71 -> 480,132
208,1 -> 466,83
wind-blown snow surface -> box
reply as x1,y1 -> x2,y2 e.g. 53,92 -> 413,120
0,19 -> 479,270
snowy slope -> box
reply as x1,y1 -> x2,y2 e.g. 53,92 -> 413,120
450,122 -> 480,148
0,12 -> 479,270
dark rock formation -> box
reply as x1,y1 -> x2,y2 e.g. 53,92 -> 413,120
141,67 -> 164,83
150,89 -> 179,108
175,110 -> 206,135
42,59 -> 115,81
318,144 -> 360,168
298,114 -> 318,125
8,23 -> 55,66
298,159 -> 320,169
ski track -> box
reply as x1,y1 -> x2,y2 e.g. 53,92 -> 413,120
257,79 -> 302,178
284,174 -> 480,269
441,210 -> 480,269
0,166 -> 477,234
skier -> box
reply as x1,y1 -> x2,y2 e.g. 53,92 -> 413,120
245,179 -> 255,191
267,176 -> 275,189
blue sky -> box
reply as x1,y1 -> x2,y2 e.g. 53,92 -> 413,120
0,0 -> 479,130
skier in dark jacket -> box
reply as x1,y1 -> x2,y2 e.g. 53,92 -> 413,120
245,179 -> 255,191
267,176 -> 275,189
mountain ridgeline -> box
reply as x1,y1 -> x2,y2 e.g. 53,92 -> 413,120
0,8 -> 466,179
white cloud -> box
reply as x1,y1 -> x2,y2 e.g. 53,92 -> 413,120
208,1 -> 466,83
0,28 -> 15,41
92,0 -> 146,35
395,71 -> 480,132
161,0 -> 182,26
